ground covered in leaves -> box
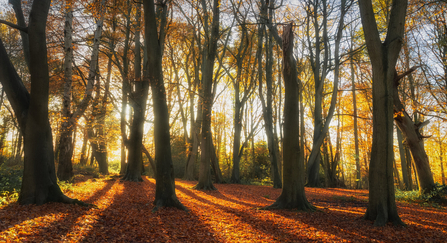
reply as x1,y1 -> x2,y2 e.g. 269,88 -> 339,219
1,177 -> 446,242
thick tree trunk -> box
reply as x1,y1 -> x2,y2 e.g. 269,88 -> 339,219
0,0 -> 86,206
266,24 -> 313,211
194,0 -> 220,191
359,0 -> 407,226
144,0 -> 185,210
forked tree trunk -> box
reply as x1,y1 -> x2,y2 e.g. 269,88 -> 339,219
0,0 -> 85,206
194,0 -> 220,191
265,24 -> 313,211
144,0 -> 185,210
58,0 -> 106,181
359,0 -> 407,226
393,70 -> 435,194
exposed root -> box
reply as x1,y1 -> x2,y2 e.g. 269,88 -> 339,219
192,183 -> 217,191
121,175 -> 143,182
261,198 -> 315,212
60,195 -> 97,208
152,198 -> 188,212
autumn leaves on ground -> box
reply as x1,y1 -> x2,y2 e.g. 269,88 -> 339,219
0,177 -> 446,242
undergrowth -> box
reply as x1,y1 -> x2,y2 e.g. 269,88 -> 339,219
0,164 -> 22,206
395,184 -> 447,208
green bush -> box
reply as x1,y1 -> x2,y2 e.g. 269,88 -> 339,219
395,184 -> 447,207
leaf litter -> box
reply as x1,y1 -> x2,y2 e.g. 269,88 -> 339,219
1,176 -> 446,242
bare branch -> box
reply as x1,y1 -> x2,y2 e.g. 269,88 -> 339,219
0,19 -> 28,33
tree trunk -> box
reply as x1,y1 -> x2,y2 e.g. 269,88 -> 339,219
359,0 -> 407,226
393,89 -> 435,194
79,127 -> 88,166
307,0 -> 346,187
211,136 -> 224,183
397,128 -> 410,189
440,139 -> 445,185
350,42 -> 361,189
265,24 -> 313,211
123,2 -> 144,182
194,0 -> 220,191
0,0 -> 85,206
57,4 -> 74,181
119,1 -> 133,175
57,0 -> 106,181
144,0 -> 186,210
257,0 -> 282,188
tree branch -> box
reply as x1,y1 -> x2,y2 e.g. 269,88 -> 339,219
0,19 -> 28,33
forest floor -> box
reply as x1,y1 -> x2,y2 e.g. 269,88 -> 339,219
1,176 -> 446,242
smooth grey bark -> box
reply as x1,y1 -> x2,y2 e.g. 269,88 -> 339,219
57,4 -> 74,181
57,0 -> 106,181
194,0 -> 220,191
265,24 -> 313,211
143,0 -> 186,210
359,0 -> 407,226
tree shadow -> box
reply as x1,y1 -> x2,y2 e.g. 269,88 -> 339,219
0,179 -> 116,238
269,197 -> 447,242
77,177 -> 219,242
175,183 -> 308,242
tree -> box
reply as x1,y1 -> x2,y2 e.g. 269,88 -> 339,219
358,0 -> 407,226
306,0 -> 350,187
57,0 -> 107,181
0,0 -> 84,205
257,0 -> 282,189
194,0 -> 220,190
143,0 -> 186,210
393,67 -> 436,194
265,23 -> 314,211
123,1 -> 145,182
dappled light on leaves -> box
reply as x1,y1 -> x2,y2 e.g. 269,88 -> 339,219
0,176 -> 446,242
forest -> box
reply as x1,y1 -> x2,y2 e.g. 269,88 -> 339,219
1,0 -> 447,241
